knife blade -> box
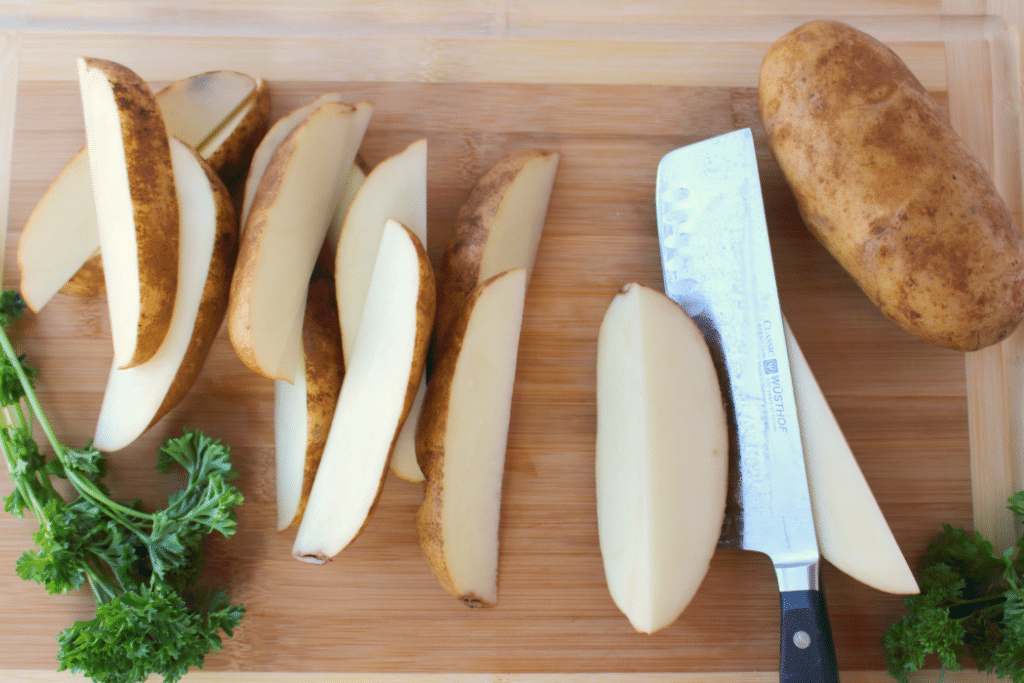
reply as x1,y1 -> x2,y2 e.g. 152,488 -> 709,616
655,127 -> 838,683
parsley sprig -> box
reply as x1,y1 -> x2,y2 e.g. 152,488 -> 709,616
884,491 -> 1024,682
0,290 -> 245,683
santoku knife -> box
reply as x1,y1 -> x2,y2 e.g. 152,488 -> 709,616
655,127 -> 839,683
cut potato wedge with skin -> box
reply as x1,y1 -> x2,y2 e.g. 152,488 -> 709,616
93,139 -> 237,452
433,149 -> 559,349
19,70 -> 268,312
336,138 -> 428,359
595,283 -> 728,634
314,163 -> 368,279
292,219 -> 435,563
783,319 -> 919,595
416,267 -> 529,607
331,138 -> 428,482
275,276 -> 345,531
159,71 -> 270,188
78,56 -> 179,369
240,92 -> 348,230
228,99 -> 373,381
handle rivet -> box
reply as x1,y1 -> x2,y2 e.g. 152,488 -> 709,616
793,630 -> 811,649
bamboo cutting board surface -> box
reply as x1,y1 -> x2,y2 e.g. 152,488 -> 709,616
0,3 -> 1020,681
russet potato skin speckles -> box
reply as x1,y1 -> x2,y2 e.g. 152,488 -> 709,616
284,276 -> 345,531
203,77 -> 271,190
147,147 -> 238,431
759,21 -> 1024,351
433,149 -> 554,350
81,57 -> 180,368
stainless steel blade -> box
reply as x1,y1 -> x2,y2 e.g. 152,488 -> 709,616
655,127 -> 820,592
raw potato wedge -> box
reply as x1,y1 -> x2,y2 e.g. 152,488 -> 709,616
240,92 -> 348,230
19,70 -> 267,311
77,56 -> 179,369
292,219 -> 435,563
331,138 -> 428,482
228,99 -> 373,381
315,162 -> 368,278
433,149 -> 559,348
336,138 -> 428,358
93,139 -> 237,452
416,267 -> 528,607
158,70 -> 270,188
595,283 -> 728,634
783,319 -> 918,595
275,276 -> 345,531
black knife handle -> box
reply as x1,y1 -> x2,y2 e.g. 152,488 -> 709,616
779,589 -> 839,683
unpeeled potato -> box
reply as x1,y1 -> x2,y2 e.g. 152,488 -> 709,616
759,20 -> 1024,351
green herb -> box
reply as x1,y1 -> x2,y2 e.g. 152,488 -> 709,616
0,291 -> 245,683
883,491 -> 1024,682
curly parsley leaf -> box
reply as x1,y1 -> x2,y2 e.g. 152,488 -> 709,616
56,581 -> 244,683
884,493 -> 1024,683
0,291 -> 245,683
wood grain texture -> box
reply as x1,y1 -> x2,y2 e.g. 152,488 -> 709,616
0,77 -> 971,677
0,5 -> 1020,680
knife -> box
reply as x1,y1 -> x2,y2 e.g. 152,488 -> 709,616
655,128 -> 839,683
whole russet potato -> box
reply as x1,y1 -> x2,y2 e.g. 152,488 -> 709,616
759,20 -> 1024,351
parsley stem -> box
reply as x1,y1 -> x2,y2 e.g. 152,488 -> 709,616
0,327 -> 66,463
0,427 -> 49,526
0,326 -> 155,529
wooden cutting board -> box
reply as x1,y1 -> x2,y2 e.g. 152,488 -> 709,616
0,5 -> 1018,681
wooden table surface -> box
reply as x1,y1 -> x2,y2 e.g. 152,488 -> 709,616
0,1 -> 1022,681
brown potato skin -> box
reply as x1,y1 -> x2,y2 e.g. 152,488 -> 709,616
85,57 -> 180,367
59,250 -> 105,296
201,76 -> 271,191
415,269 -> 515,607
433,149 -> 550,351
147,147 -> 238,429
759,20 -> 1024,351
285,275 -> 345,530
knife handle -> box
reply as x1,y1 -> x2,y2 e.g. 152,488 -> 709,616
779,589 -> 839,683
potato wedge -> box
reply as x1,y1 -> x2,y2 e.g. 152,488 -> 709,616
19,69 -> 268,311
275,276 -> 345,531
433,149 -> 559,348
315,162 -> 368,278
93,139 -> 237,452
158,70 -> 270,188
332,138 -> 428,482
228,99 -> 372,381
416,267 -> 528,607
240,92 -> 348,230
78,56 -> 179,369
293,220 -> 435,563
595,283 -> 728,634
783,319 -> 918,595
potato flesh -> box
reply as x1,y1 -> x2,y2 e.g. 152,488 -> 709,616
595,283 -> 728,634
234,101 -> 371,380
336,138 -> 428,362
334,139 -> 428,482
292,220 -> 427,562
19,70 -> 263,312
240,92 -> 347,229
478,153 -> 559,281
783,319 -> 918,595
18,150 -> 101,311
418,267 -> 528,606
78,59 -> 153,369
93,140 -> 216,452
157,71 -> 257,151
275,348 -> 308,530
